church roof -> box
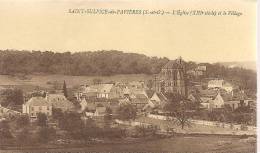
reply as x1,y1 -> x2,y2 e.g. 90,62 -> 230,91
162,58 -> 185,69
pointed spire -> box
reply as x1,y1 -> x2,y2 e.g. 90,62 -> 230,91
63,80 -> 68,98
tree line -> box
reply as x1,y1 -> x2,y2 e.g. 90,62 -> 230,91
0,50 -> 169,76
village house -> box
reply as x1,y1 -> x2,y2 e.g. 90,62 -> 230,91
80,97 -> 120,115
126,81 -> 145,93
208,79 -> 224,88
75,85 -> 96,100
22,97 -> 52,118
118,97 -> 131,105
149,92 -> 168,107
208,79 -> 234,93
187,93 -> 201,103
197,65 -> 207,71
200,97 -> 211,109
187,65 -> 207,77
75,83 -> 123,100
225,100 -> 243,111
80,98 -> 88,112
46,94 -> 74,111
225,97 -> 256,111
143,91 -> 168,112
209,92 -> 225,110
96,84 -> 114,98
198,87 -> 254,112
130,93 -> 149,111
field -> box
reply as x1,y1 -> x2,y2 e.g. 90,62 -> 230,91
0,135 -> 256,153
0,74 -> 153,90
136,116 -> 256,135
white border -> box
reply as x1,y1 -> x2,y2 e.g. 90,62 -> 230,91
257,0 -> 259,152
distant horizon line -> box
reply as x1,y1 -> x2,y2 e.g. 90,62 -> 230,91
0,48 -> 256,64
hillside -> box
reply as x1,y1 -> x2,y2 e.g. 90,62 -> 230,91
218,61 -> 256,71
0,50 -> 256,93
0,74 -> 153,91
0,50 -> 169,76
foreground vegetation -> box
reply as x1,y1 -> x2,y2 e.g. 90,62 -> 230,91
0,135 -> 256,153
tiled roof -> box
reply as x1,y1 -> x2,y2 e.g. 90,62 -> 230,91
83,84 -> 114,93
25,97 -> 51,106
46,94 -> 66,101
131,96 -> 149,104
200,97 -> 212,103
145,90 -> 155,99
156,93 -> 168,102
135,94 -> 147,99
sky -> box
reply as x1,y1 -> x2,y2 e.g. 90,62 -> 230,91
0,0 -> 257,63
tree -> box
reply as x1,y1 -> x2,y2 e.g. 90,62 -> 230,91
37,113 -> 47,127
104,107 -> 113,128
52,108 -> 64,126
173,101 -> 192,129
164,94 -> 191,129
15,115 -> 30,129
135,125 -> 148,137
0,120 -> 13,139
58,112 -> 85,140
37,127 -> 56,143
0,88 -> 24,107
146,80 -> 153,90
59,112 -> 84,131
82,118 -> 99,140
117,104 -> 137,121
16,128 -> 31,145
52,108 -> 63,120
63,80 -> 68,98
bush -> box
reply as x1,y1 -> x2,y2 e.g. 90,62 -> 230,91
37,127 -> 56,143
16,128 -> 32,145
15,115 -> 30,129
102,128 -> 126,138
0,120 -> 13,139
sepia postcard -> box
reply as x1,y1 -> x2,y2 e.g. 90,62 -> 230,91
0,0 -> 257,153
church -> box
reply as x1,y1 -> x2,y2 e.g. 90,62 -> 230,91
154,57 -> 187,97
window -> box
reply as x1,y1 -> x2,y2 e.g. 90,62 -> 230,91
39,106 -> 42,111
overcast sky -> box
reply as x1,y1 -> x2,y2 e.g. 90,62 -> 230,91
0,0 -> 256,63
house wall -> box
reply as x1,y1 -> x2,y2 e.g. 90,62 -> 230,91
223,86 -> 233,93
151,93 -> 161,102
208,80 -> 224,88
97,93 -> 109,98
23,105 -> 52,118
209,94 -> 224,110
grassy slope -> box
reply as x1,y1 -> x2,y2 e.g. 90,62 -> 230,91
136,116 -> 256,135
0,74 -> 153,90
0,136 -> 255,153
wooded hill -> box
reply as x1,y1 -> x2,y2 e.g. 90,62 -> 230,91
0,50 -> 169,76
0,50 -> 256,92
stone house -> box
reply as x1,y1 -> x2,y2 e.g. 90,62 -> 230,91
22,97 -> 52,118
46,94 -> 74,111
